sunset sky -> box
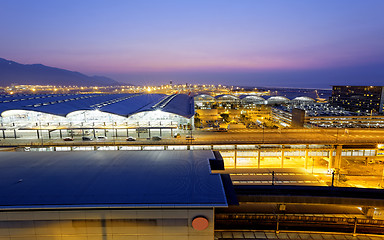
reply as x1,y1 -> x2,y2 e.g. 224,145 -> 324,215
1,0 -> 384,88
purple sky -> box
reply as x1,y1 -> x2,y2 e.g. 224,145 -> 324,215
1,1 -> 384,88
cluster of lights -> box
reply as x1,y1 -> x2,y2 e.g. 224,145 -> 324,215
1,83 -> 269,97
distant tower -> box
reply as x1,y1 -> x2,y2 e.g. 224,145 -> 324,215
170,80 -> 173,85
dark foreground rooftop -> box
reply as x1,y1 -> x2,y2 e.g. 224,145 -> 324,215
0,151 -> 227,209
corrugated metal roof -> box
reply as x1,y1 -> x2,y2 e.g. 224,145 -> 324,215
0,151 -> 227,209
0,93 -> 194,118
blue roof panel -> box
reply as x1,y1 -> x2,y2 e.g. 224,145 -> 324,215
100,94 -> 166,116
161,94 -> 195,118
0,151 -> 227,208
0,93 -> 194,118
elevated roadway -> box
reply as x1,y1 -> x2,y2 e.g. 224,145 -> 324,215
0,128 -> 384,147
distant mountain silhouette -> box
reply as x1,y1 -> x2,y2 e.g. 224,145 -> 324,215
0,58 -> 122,86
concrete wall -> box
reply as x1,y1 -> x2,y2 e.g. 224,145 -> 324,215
0,208 -> 214,240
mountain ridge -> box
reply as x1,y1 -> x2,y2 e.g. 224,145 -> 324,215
0,58 -> 122,86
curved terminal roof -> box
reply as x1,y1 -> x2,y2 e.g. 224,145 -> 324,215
239,95 -> 265,101
0,93 -> 194,118
215,94 -> 239,100
267,96 -> 290,104
292,96 -> 316,102
0,151 -> 227,208
194,94 -> 215,99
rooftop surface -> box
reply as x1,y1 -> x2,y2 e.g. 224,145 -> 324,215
0,93 -> 194,118
0,151 -> 227,209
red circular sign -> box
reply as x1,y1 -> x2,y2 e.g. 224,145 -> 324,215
192,216 -> 209,231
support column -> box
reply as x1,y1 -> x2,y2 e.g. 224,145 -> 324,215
334,145 -> 342,184
281,147 -> 285,168
305,146 -> 309,169
353,217 -> 358,236
329,149 -> 334,169
331,145 -> 342,170
13,129 -> 16,139
59,129 -> 62,139
234,146 -> 237,169
2,130 -> 5,139
258,147 -> 261,168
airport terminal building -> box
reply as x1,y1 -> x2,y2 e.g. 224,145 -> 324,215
0,93 -> 194,139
